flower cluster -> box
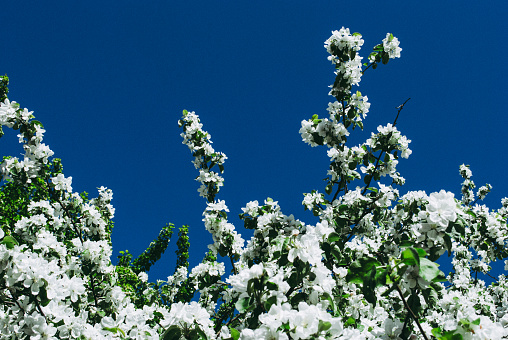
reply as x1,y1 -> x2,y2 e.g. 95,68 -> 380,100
0,97 -> 186,338
382,33 -> 402,59
324,27 -> 364,101
178,110 -> 227,202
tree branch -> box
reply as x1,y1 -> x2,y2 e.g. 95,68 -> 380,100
395,284 -> 429,340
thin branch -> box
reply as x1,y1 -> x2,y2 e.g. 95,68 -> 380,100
393,98 -> 411,127
361,62 -> 375,75
33,295 -> 46,319
486,272 -> 499,283
395,285 -> 429,340
230,257 -> 237,275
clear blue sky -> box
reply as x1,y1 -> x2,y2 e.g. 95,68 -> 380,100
3,1 -> 507,282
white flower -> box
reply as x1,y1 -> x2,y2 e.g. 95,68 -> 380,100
242,200 -> 259,216
138,272 -> 148,283
51,173 -> 73,192
382,33 -> 402,58
419,190 -> 458,228
161,301 -> 214,339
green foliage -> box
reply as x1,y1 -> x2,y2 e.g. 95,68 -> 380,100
0,158 -> 72,240
175,224 -> 190,270
0,74 -> 8,149
131,223 -> 175,274
115,223 -> 179,308
0,74 -> 8,102
212,301 -> 236,333
432,327 -> 463,340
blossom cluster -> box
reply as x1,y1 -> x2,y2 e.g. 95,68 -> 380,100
0,99 -> 180,338
178,110 -> 227,202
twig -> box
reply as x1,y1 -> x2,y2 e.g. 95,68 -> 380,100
395,285 -> 429,340
393,98 -> 411,127
486,272 -> 499,283
230,257 -> 237,275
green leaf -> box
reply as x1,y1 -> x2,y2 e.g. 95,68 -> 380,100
432,327 -> 463,340
161,325 -> 182,340
1,235 -> 18,249
103,327 -> 126,337
345,317 -> 356,326
471,317 -> 481,326
235,297 -> 250,313
189,327 -> 207,340
263,295 -> 277,312
407,291 -> 421,317
422,285 -> 439,306
419,258 -> 445,282
399,240 -> 413,247
453,218 -> 466,237
374,268 -> 388,286
382,53 -> 389,64
320,292 -> 335,313
230,327 -> 240,340
247,278 -> 256,295
401,248 -> 420,267
415,248 -> 427,257
39,284 -> 50,306
363,174 -> 372,185
291,292 -> 307,305
363,266 -> 377,305
266,281 -> 278,291
327,232 -> 341,243
318,320 -> 332,332
443,234 -> 453,254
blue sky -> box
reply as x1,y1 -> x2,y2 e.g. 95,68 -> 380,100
3,1 -> 507,282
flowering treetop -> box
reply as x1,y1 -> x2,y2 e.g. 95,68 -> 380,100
1,28 -> 508,340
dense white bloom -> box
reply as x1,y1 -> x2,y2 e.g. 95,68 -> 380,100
302,192 -> 324,211
190,261 -> 225,279
382,33 -> 402,58
419,190 -> 458,228
226,263 -> 265,296
325,27 -> 364,56
242,200 -> 260,216
161,301 -> 215,339
349,92 -> 370,121
137,271 -> 148,283
460,164 -> 473,179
